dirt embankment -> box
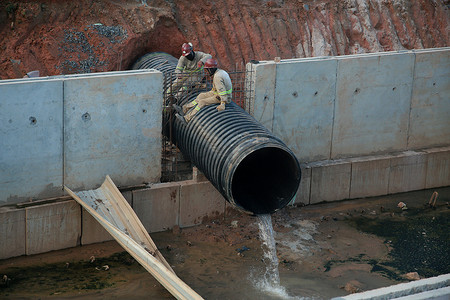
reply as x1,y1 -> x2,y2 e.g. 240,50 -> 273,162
0,0 -> 449,79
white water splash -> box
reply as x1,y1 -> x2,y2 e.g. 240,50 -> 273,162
252,214 -> 306,300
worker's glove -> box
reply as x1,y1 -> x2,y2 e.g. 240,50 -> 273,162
197,61 -> 204,68
216,102 -> 226,112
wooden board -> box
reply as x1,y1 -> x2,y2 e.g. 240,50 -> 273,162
65,175 -> 203,300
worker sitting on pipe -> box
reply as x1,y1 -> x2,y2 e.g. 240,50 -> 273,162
166,42 -> 212,99
174,58 -> 232,124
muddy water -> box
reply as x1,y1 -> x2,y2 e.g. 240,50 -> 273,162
0,187 -> 449,299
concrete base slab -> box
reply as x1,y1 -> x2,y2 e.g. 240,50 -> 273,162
0,208 -> 26,259
425,147 -> 450,188
25,200 -> 81,255
310,160 -> 351,204
133,183 -> 180,233
350,156 -> 391,198
81,210 -> 113,245
179,181 -> 226,227
293,164 -> 311,205
389,151 -> 427,194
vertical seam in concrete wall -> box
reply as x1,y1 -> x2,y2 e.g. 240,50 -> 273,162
25,208 -> 28,255
271,64 -> 278,132
349,161 -> 353,199
424,150 -> 430,189
62,79 -> 66,189
387,156 -> 392,195
248,64 -> 256,115
308,168 -> 312,205
406,51 -> 417,149
330,59 -> 339,160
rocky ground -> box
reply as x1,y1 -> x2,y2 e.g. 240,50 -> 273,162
1,0 -> 449,79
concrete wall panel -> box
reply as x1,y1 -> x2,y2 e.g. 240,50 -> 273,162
250,62 -> 276,131
0,79 -> 63,204
0,209 -> 26,259
179,181 -> 226,227
26,201 -> 80,255
310,160 -> 351,204
133,183 -> 180,233
389,151 -> 427,194
333,52 -> 415,158
273,58 -> 337,161
63,71 -> 163,190
80,209 -> 113,245
409,48 -> 450,149
425,147 -> 450,189
293,164 -> 311,205
350,156 -> 390,198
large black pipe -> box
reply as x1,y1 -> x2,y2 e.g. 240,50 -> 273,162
132,53 -> 301,215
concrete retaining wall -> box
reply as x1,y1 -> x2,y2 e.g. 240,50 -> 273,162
0,70 -> 162,205
249,48 -> 450,162
294,147 -> 450,205
1,146 -> 448,260
0,173 -> 229,259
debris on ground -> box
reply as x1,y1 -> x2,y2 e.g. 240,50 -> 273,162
404,272 -> 421,281
343,280 -> 363,293
397,202 -> 408,210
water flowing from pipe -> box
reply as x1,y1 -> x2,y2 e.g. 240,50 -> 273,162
257,214 -> 282,287
250,214 -> 311,300
252,214 -> 306,299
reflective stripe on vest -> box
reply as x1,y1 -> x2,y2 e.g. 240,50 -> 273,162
214,88 -> 233,96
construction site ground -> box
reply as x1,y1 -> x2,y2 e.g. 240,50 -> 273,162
0,186 -> 448,299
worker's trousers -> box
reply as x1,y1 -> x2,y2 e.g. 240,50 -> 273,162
183,91 -> 220,122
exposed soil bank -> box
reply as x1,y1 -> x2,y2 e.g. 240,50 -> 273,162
1,187 -> 448,299
1,0 -> 449,79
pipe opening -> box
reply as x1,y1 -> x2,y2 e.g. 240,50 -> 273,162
231,147 -> 301,215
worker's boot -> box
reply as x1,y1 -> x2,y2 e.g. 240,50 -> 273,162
175,113 -> 188,125
172,104 -> 184,116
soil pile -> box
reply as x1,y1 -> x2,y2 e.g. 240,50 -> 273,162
1,0 -> 449,79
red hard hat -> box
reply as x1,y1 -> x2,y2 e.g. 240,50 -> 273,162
181,43 -> 193,56
204,58 -> 218,69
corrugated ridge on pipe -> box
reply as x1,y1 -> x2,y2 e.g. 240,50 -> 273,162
132,52 -> 301,215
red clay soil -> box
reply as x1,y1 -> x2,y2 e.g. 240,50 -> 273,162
0,0 -> 449,79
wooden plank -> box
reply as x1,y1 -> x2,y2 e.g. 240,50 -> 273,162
103,176 -> 163,258
69,176 -> 171,270
64,177 -> 203,300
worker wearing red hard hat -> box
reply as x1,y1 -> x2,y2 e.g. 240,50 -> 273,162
167,42 -> 212,98
173,58 -> 232,124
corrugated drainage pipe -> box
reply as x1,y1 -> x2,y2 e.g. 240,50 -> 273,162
132,53 -> 301,215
